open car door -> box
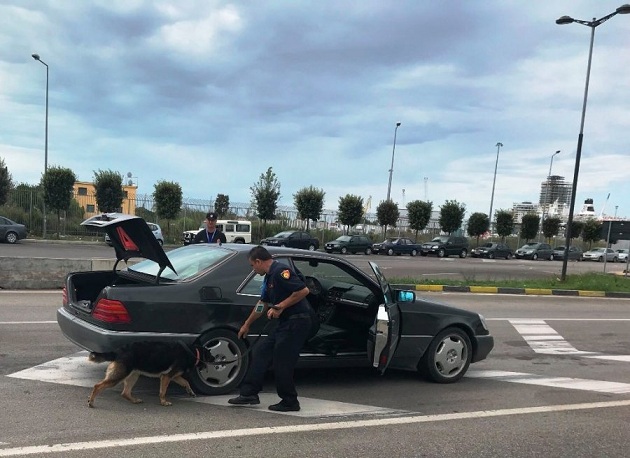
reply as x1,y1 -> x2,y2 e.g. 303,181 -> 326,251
369,261 -> 401,374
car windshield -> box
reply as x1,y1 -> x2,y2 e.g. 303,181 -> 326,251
555,246 -> 566,251
521,243 -> 539,249
273,232 -> 293,239
127,245 -> 233,281
431,236 -> 449,243
336,235 -> 352,242
481,243 -> 494,248
591,248 -> 605,253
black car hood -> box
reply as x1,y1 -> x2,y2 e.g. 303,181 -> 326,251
82,213 -> 176,274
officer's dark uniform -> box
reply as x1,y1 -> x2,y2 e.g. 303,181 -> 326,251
239,261 -> 312,407
192,228 -> 226,244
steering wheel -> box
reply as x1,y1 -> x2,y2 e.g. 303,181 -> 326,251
304,276 -> 322,296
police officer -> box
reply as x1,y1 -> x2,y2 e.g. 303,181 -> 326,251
192,212 -> 226,244
228,245 -> 312,412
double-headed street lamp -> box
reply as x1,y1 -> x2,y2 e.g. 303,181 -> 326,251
488,142 -> 503,230
557,4 -> 630,281
386,122 -> 401,202
31,53 -> 49,238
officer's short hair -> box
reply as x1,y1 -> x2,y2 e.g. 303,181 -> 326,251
249,245 -> 272,262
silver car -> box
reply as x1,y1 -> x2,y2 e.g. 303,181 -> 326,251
616,249 -> 629,262
0,216 -> 27,244
582,247 -> 617,262
106,220 -> 164,246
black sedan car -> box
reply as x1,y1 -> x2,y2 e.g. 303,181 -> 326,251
552,245 -> 583,261
470,242 -> 513,259
372,237 -> 421,256
260,231 -> 319,251
57,214 -> 494,396
0,215 -> 27,244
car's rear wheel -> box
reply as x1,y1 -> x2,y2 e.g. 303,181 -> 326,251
506,253 -> 512,259
341,247 -> 348,254
365,247 -> 372,255
549,254 -> 554,261
307,244 -> 316,251
419,327 -> 472,383
411,249 -> 417,257
188,329 -> 249,395
459,249 -> 467,258
5,231 -> 18,244
488,252 -> 494,259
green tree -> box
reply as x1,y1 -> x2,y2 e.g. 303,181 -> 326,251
439,200 -> 466,234
93,169 -> 124,213
250,167 -> 281,235
376,200 -> 399,234
520,213 -> 540,241
0,157 -> 13,206
467,212 -> 490,246
337,194 -> 364,233
42,166 -> 77,237
496,210 -> 515,241
407,200 -> 432,240
214,194 -> 230,218
293,186 -> 325,230
568,220 -> 584,241
581,218 -> 602,249
153,181 -> 182,238
542,217 -> 562,242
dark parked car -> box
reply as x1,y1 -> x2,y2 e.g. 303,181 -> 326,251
56,214 -> 493,395
0,216 -> 27,244
372,237 -> 421,256
420,236 -> 469,258
325,235 -> 373,254
470,242 -> 513,259
552,246 -> 583,261
260,231 -> 319,251
514,242 -> 554,260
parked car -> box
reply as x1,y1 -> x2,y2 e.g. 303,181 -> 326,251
470,242 -> 513,259
552,246 -> 583,261
372,237 -> 421,256
514,242 -> 554,260
616,249 -> 629,262
182,219 -> 252,245
420,236 -> 469,258
582,247 -> 618,262
325,234 -> 373,254
260,231 -> 319,251
106,219 -> 164,246
0,216 -> 27,244
56,214 -> 493,395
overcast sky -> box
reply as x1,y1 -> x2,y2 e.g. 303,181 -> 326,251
1,0 -> 630,219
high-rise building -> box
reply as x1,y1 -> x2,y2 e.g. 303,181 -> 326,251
539,175 -> 572,207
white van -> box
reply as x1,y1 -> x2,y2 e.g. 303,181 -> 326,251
182,219 -> 252,245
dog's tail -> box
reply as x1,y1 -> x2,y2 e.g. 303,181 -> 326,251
88,352 -> 117,363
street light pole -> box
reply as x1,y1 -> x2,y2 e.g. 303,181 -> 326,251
488,142 -> 503,231
386,122 -> 402,202
557,4 -> 630,281
31,53 -> 49,238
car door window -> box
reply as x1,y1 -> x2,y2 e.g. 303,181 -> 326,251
238,257 -> 292,297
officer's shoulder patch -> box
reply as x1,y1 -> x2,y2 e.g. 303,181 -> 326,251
280,269 -> 291,280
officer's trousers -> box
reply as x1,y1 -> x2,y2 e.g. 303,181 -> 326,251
240,315 -> 311,405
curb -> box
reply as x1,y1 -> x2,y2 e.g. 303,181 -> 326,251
391,284 -> 630,298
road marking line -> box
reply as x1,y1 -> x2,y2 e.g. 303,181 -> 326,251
583,355 -> 630,362
0,400 -> 629,456
467,370 -> 630,394
509,319 -> 597,355
0,321 -> 56,325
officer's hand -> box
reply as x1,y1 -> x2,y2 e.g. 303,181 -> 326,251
238,324 -> 250,339
267,306 -> 282,320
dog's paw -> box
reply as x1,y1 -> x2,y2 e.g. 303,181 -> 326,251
87,399 -> 94,408
160,400 -> 172,407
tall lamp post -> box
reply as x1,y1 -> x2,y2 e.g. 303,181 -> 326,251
386,122 -> 402,202
488,142 -> 503,231
31,53 -> 49,238
557,4 -> 630,281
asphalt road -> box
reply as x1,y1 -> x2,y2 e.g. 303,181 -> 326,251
1,291 -> 629,457
2,240 -> 626,282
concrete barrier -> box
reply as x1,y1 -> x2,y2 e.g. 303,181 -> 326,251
0,257 -> 134,290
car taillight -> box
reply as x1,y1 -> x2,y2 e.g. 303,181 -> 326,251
92,299 -> 131,324
62,287 -> 68,306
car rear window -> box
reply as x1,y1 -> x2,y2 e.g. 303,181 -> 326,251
127,245 -> 233,281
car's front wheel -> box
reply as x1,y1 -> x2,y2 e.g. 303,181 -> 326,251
532,253 -> 539,260
437,249 -> 446,258
387,248 -> 394,256
307,244 -> 316,251
340,247 -> 348,254
188,329 -> 249,396
419,327 -> 472,383
5,231 -> 18,244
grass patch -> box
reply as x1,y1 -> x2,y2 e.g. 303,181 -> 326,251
390,272 -> 630,293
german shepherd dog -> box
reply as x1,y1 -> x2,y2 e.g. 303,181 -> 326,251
87,341 -> 213,407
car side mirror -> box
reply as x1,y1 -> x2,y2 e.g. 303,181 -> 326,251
397,290 -> 415,302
